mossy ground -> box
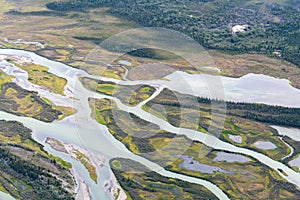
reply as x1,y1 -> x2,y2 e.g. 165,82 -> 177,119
143,89 -> 291,161
73,150 -> 97,183
110,158 -> 218,200
82,77 -> 156,106
11,61 -> 67,96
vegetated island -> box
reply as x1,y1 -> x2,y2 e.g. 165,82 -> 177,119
46,137 -> 99,183
0,69 -> 75,122
110,157 -> 218,200
0,120 -> 76,199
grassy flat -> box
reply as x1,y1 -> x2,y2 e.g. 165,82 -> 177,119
1,67 -> 75,122
110,158 -> 218,200
82,77 -> 156,106
143,88 -> 296,161
0,82 -> 63,122
11,61 -> 67,96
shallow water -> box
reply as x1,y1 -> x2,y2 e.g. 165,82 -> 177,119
161,72 -> 300,108
254,141 -> 277,150
280,137 -> 294,161
272,126 -> 300,142
178,155 -> 233,174
118,60 -> 132,66
213,152 -> 251,163
0,192 -> 15,200
289,155 -> 300,170
228,134 -> 242,144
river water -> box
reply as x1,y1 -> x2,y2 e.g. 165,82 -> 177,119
272,126 -> 300,142
1,49 -> 300,199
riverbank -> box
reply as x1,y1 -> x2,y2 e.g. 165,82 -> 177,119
46,137 -> 99,183
0,120 -> 76,199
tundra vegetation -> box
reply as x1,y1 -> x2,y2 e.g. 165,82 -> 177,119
81,77 -> 155,106
10,60 -> 68,96
0,68 -> 75,122
144,88 -> 299,160
90,98 -> 300,199
110,158 -> 218,200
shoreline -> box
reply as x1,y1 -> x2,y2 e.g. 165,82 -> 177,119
45,137 -> 127,200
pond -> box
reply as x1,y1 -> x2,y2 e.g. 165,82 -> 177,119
213,152 -> 251,163
177,155 -> 233,174
254,141 -> 277,150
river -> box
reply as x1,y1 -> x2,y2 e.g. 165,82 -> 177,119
1,49 -> 300,199
0,49 -> 230,200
